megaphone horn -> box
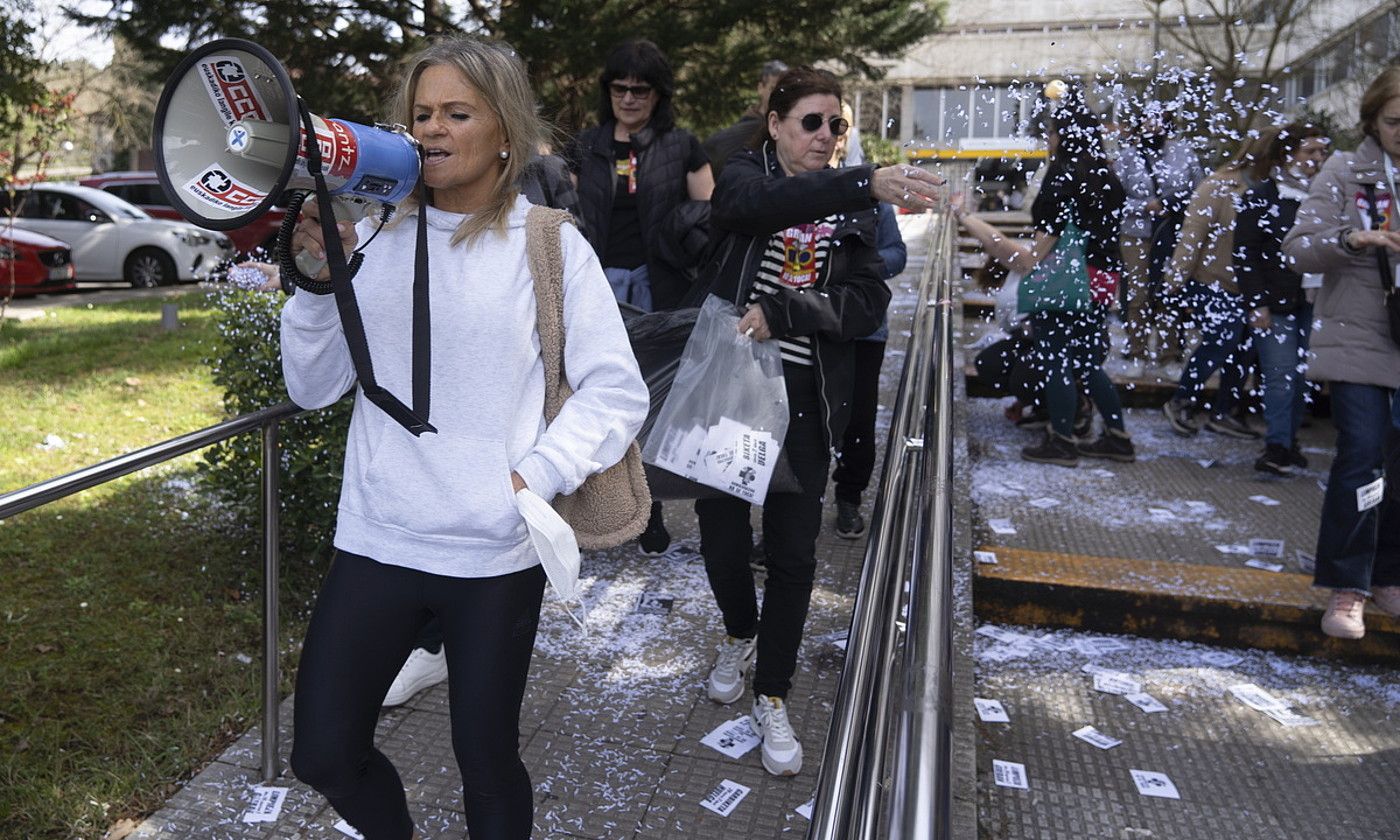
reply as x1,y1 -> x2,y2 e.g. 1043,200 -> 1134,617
152,38 -> 420,244
154,38 -> 437,437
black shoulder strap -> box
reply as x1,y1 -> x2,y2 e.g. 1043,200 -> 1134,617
1363,183 -> 1394,295
297,102 -> 436,436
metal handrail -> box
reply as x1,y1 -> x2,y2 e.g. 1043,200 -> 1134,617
808,210 -> 959,839
0,400 -> 308,782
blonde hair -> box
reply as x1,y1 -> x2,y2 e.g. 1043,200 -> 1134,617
1359,64 -> 1400,141
388,34 -> 545,245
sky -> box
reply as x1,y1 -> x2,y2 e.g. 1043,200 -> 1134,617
33,0 -> 115,67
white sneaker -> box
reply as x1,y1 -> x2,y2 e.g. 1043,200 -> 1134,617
1320,591 -> 1366,640
382,646 -> 448,707
706,635 -> 756,704
751,694 -> 803,776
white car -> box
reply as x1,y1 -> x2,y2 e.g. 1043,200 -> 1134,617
1,183 -> 234,287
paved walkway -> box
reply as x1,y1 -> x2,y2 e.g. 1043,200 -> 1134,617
123,220 -> 938,840
964,319 -> 1400,838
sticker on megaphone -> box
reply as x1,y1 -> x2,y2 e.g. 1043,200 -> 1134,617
182,165 -> 266,213
196,56 -> 270,127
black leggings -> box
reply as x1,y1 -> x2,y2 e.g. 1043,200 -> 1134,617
290,551 -> 545,840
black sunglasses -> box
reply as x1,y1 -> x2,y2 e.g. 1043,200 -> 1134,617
788,113 -> 850,136
609,82 -> 654,99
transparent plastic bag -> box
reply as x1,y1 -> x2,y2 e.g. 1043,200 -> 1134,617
641,295 -> 789,504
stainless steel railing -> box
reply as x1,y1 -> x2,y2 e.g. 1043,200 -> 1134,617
0,401 -> 308,782
808,209 -> 959,839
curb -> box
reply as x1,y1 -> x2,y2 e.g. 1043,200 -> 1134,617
973,545 -> 1400,665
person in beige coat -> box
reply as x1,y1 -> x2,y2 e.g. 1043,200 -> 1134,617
1281,65 -> 1400,640
1160,132 -> 1275,439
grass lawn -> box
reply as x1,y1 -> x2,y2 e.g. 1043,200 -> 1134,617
0,293 -> 318,838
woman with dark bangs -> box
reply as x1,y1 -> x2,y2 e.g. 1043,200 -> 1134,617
566,38 -> 714,556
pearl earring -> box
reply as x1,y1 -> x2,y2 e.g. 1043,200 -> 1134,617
499,150 -> 509,160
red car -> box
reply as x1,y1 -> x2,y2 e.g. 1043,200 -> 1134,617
79,170 -> 287,258
0,226 -> 76,296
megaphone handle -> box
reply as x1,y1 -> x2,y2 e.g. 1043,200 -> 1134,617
294,198 -> 372,278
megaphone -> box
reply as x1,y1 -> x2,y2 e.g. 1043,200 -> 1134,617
154,38 -> 437,437
152,38 -> 420,276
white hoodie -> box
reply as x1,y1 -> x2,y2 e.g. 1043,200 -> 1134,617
280,195 -> 648,578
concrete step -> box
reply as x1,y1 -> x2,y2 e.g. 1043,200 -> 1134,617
973,545 -> 1400,665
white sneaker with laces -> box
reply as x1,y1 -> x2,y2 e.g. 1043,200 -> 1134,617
1320,591 -> 1366,640
751,694 -> 803,776
706,635 -> 757,704
382,646 -> 448,707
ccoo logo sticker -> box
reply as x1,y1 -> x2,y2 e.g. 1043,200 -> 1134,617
183,165 -> 266,213
198,56 -> 269,127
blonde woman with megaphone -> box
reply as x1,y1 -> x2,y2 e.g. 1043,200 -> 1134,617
280,34 -> 648,840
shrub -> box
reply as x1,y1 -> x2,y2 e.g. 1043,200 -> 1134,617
200,286 -> 351,573
862,134 -> 906,167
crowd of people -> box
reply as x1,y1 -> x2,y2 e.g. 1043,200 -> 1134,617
240,24 -> 1399,836
960,69 -> 1400,644
263,32 -> 940,840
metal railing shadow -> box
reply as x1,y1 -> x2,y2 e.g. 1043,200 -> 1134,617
0,400 -> 309,782
808,210 -> 959,839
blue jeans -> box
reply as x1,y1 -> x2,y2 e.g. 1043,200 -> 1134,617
1255,304 -> 1313,447
1174,282 -> 1248,413
603,264 -> 652,312
1029,307 -> 1125,438
1314,381 -> 1400,593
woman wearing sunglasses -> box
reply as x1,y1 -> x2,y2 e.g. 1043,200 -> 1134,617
694,66 -> 940,776
565,38 -> 714,556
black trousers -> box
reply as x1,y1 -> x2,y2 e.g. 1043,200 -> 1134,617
290,551 -> 545,840
834,340 -> 887,506
695,364 -> 830,699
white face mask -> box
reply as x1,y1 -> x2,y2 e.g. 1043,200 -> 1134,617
515,488 -> 588,631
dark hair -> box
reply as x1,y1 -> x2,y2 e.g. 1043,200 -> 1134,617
748,66 -> 843,150
597,39 -> 675,132
1267,122 -> 1328,166
1038,82 -> 1124,230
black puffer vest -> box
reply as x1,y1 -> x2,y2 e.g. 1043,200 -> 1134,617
573,121 -> 697,309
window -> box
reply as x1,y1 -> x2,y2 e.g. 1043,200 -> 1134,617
941,88 -> 970,143
971,86 -> 998,138
133,184 -> 171,206
912,87 -> 941,142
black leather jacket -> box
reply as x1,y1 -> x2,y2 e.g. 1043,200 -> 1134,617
699,143 -> 890,448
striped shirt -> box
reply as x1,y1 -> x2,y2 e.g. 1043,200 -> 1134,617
747,215 -> 838,366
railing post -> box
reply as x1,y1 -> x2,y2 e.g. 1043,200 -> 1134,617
261,421 -> 282,782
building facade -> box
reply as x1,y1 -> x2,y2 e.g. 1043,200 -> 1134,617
858,0 -> 1400,153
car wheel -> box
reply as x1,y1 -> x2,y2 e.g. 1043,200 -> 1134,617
125,248 -> 177,288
